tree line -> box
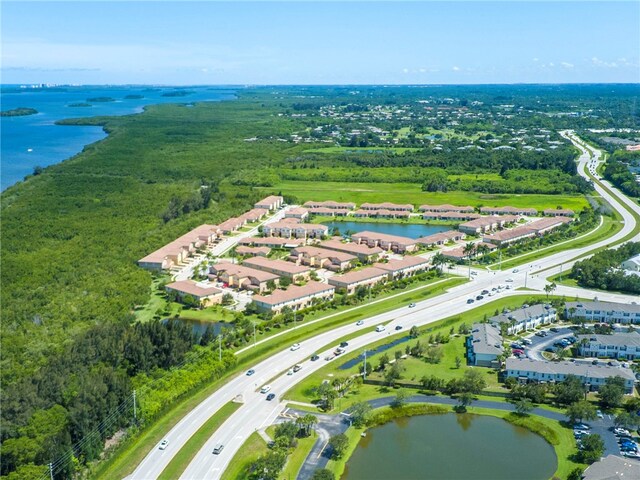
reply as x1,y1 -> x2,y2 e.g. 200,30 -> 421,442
570,242 -> 640,294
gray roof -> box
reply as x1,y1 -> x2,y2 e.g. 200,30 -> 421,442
470,323 -> 504,356
577,332 -> 640,348
566,301 -> 640,314
506,358 -> 636,381
490,304 -> 556,325
582,455 -> 640,480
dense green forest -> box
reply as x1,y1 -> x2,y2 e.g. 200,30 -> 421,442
1,85 -> 638,478
570,242 -> 640,294
603,151 -> 640,200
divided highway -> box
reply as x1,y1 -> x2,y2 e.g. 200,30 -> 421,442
129,134 -> 639,480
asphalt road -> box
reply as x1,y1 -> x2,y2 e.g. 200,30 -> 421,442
129,134 -> 640,480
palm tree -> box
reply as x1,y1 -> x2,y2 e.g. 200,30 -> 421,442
544,282 -> 557,300
432,252 -> 446,274
463,242 -> 476,279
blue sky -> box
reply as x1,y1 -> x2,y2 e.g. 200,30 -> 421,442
2,1 -> 639,84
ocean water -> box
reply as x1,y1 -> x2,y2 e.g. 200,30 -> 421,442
0,85 -> 236,191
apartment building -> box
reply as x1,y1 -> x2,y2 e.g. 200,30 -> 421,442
254,195 -> 284,211
328,267 -> 390,294
288,245 -> 357,272
243,256 -> 311,280
165,280 -> 223,307
372,255 -> 431,279
351,231 -> 417,253
489,304 -> 557,335
466,323 -> 504,367
319,238 -> 384,263
252,281 -> 336,313
565,301 -> 640,324
210,262 -> 279,292
576,332 -> 640,360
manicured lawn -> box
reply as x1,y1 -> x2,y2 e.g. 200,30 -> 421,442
220,432 -> 268,480
280,434 -> 317,480
261,180 -> 589,211
158,402 -> 241,480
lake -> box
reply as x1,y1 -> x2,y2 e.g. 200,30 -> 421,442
343,413 -> 557,480
0,85 -> 236,190
322,221 -> 450,239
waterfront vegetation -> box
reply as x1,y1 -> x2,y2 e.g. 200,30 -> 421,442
2,85 -> 638,478
0,107 -> 38,117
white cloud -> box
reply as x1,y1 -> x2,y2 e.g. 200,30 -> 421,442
402,68 -> 409,74
560,62 -> 574,68
591,57 -> 618,68
452,66 -> 460,71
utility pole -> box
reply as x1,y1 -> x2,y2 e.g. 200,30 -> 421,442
49,463 -> 54,480
133,389 -> 137,423
524,271 -> 528,289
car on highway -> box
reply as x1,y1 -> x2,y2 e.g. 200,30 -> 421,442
395,325 -> 403,331
260,385 -> 271,394
334,347 -> 346,355
505,278 -> 514,282
246,369 -> 255,376
356,320 -> 364,326
376,325 -> 385,332
310,354 -> 320,361
293,364 -> 302,372
481,289 -> 489,295
266,393 -> 276,401
475,295 -> 484,301
340,341 -> 349,348
467,298 -> 474,304
287,369 -> 294,375
408,303 -> 416,308
290,343 -> 301,351
159,439 -> 169,450
471,271 -> 477,276
213,443 -> 225,454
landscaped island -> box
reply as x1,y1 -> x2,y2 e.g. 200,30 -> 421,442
68,102 -> 92,107
86,96 -> 115,102
0,107 -> 38,117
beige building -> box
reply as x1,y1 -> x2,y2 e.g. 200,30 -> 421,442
262,222 -> 329,239
458,215 -> 519,235
243,256 -> 311,280
360,202 -> 413,212
252,281 -> 336,313
284,207 -> 309,221
288,245 -> 357,272
320,238 -> 384,263
165,280 -> 223,307
372,256 -> 431,279
480,206 -> 538,216
419,204 -> 475,213
416,230 -> 465,247
210,262 -> 279,292
351,231 -> 417,253
254,195 -> 284,211
328,267 -> 390,294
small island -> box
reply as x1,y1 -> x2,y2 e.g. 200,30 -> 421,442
86,96 -> 115,102
0,107 -> 38,117
68,102 -> 92,107
124,94 -> 144,99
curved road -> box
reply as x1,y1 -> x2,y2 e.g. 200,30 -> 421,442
129,133 -> 639,480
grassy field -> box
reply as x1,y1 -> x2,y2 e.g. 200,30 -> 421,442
220,432 -> 269,480
261,181 -> 590,211
158,402 -> 241,480
280,434 -> 317,480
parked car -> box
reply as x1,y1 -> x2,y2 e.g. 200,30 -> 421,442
550,327 -> 560,332
596,410 -> 604,418
522,338 -> 532,345
574,423 -> 591,430
159,439 -> 169,450
290,343 -> 301,351
266,393 -> 276,401
512,349 -> 525,356
246,369 -> 255,376
505,278 -> 514,283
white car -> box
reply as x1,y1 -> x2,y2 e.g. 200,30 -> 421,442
376,325 -> 385,332
505,278 -> 514,283
159,439 -> 169,450
260,385 -> 271,394
290,343 -> 301,351
356,320 -> 364,326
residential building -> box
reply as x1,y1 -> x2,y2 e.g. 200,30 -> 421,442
416,230 -> 465,247
458,215 -> 519,235
238,237 -> 304,249
543,208 -> 575,217
210,262 -> 279,292
307,207 -> 351,217
483,226 -> 537,246
489,304 -> 557,335
320,238 -> 384,262
372,255 -> 431,279
440,246 -> 467,261
505,358 -> 636,394
288,245 -> 357,272
480,206 -> 538,216
422,211 -> 481,221
360,202 -> 413,212
284,208 -> 309,221
262,222 -> 329,239
328,267 -> 390,294
576,332 -> 640,360
252,281 -> 336,313
303,200 -> 356,210
527,216 -> 573,234
466,323 -> 504,367
243,256 -> 311,280
351,231 -> 417,253
219,217 -> 246,234
582,455 -> 640,480
254,195 -> 283,211
565,301 -> 640,324
138,224 -> 220,271
238,208 -> 269,224
165,280 -> 223,307
419,204 -> 475,213
235,246 -> 271,257
622,253 -> 640,272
